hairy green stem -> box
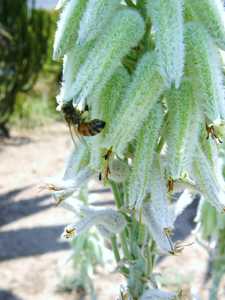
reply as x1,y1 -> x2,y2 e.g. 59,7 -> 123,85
111,235 -> 121,263
120,231 -> 132,260
110,181 -> 132,261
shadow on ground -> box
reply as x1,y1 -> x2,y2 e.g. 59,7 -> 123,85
0,189 -> 53,227
0,185 -> 69,261
0,186 -> 32,205
0,225 -> 69,261
0,136 -> 32,148
0,290 -> 22,300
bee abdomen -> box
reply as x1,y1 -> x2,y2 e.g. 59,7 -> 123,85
78,119 -> 105,136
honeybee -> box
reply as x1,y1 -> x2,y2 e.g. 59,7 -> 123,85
61,101 -> 106,142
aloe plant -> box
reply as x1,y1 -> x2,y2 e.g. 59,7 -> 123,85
49,0 -> 225,298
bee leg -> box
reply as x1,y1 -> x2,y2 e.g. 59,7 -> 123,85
102,147 -> 113,180
74,126 -> 88,146
167,177 -> 174,192
205,123 -> 210,140
105,164 -> 111,179
68,123 -> 77,147
104,147 -> 113,160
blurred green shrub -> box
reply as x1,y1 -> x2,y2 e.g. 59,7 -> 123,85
0,0 -> 58,136
57,230 -> 105,299
10,69 -> 60,128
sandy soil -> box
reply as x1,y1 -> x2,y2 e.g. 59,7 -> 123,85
0,123 -> 224,300
0,123 -> 122,300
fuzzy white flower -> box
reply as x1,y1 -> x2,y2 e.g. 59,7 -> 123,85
78,0 -> 120,45
128,103 -> 164,208
185,0 -> 225,50
192,146 -> 225,212
64,8 -> 145,104
146,0 -> 184,87
185,22 -> 225,121
62,207 -> 126,240
42,167 -> 92,205
105,52 -> 165,157
53,0 -> 88,59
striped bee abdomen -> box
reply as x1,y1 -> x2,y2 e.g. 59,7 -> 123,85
78,119 -> 105,136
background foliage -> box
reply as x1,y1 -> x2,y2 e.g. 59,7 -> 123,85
0,0 -> 59,135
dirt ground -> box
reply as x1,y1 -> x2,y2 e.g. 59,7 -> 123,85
0,123 -> 224,300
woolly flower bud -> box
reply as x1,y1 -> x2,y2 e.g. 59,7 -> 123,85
55,0 -> 68,10
192,146 -> 225,212
62,207 -> 126,240
148,158 -> 174,230
77,0 -> 120,45
142,202 -> 173,254
105,52 -> 165,157
185,22 -> 225,121
146,0 -> 184,88
82,207 -> 127,234
128,103 -> 164,208
200,125 -> 218,167
53,0 -> 88,60
63,143 -> 90,179
91,66 -> 130,123
142,159 -> 175,253
166,80 -> 201,179
140,288 -> 178,300
89,66 -> 130,170
185,0 -> 225,50
64,9 -> 145,104
108,159 -> 130,183
57,42 -> 93,104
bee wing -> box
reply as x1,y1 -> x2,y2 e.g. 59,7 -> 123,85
67,122 -> 78,147
70,122 -> 89,147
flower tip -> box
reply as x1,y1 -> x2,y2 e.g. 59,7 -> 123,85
62,225 -> 76,240
37,181 -> 58,193
169,240 -> 194,255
